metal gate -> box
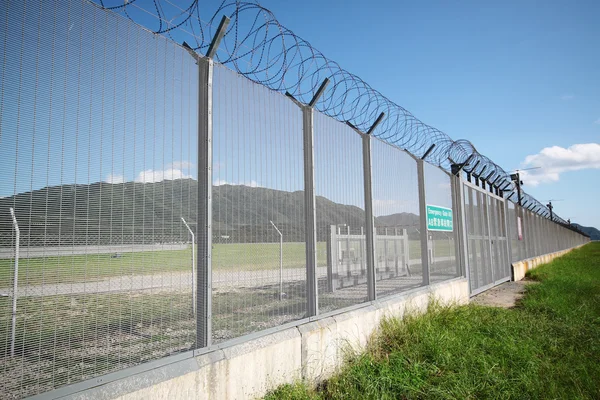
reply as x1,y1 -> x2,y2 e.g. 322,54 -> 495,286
462,180 -> 511,295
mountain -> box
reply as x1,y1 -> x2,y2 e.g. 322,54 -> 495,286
0,179 -> 417,246
572,224 -> 600,241
375,212 -> 420,229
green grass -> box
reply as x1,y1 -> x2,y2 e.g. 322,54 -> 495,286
0,239 -> 442,287
265,242 -> 600,400
0,242 -> 327,287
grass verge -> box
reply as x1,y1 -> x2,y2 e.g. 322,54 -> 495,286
265,242 -> 600,400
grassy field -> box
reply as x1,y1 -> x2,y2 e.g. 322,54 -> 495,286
0,243 -> 328,287
265,242 -> 600,400
0,239 -> 454,287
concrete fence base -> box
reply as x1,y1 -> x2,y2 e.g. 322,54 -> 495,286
54,278 -> 468,400
511,245 -> 586,281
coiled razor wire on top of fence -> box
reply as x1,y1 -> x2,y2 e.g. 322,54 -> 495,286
92,0 -> 570,225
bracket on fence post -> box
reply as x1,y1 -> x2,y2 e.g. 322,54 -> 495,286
450,153 -> 474,178
182,14 -> 230,350
326,225 -> 338,292
346,112 -> 385,301
286,78 -> 330,317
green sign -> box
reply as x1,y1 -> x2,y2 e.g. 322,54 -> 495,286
426,205 -> 453,232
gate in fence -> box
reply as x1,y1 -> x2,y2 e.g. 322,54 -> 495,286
462,180 -> 511,295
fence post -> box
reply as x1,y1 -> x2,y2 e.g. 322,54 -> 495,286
417,159 -> 430,286
9,208 -> 19,357
361,133 -> 377,301
402,228 -> 410,275
196,55 -> 214,349
453,173 -> 470,279
286,78 -> 330,317
502,198 -> 512,272
327,225 -> 338,292
344,114 -> 384,301
183,15 -> 230,349
302,103 -> 319,316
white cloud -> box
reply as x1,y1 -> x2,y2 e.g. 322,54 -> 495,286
132,161 -> 194,183
520,143 -> 600,186
213,179 -> 260,187
560,94 -> 574,101
105,174 -> 124,184
170,161 -> 194,170
135,168 -> 192,183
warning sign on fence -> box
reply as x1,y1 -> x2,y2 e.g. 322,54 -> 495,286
426,205 -> 454,232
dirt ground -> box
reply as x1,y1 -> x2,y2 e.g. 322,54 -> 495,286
470,280 -> 537,308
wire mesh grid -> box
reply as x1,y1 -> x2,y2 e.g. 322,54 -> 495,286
507,201 -> 521,263
0,1 -> 197,397
0,1 -> 591,399
313,111 -> 368,313
463,184 -> 492,291
371,138 -> 423,297
211,63 -> 306,343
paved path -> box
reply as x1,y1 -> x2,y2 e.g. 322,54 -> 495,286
0,266 -> 327,297
471,280 -> 537,308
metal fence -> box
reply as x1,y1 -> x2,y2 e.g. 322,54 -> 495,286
0,1 -> 590,398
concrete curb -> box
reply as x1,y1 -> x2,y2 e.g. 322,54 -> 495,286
54,278 -> 468,400
511,244 -> 586,281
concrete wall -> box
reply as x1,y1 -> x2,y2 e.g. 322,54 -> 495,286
60,278 -> 468,400
512,245 -> 585,281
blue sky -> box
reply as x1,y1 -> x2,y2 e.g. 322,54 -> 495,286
1,0 -> 598,229
260,0 -> 600,228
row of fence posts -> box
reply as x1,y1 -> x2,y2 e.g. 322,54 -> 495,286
181,14 -> 585,350
185,15 -> 465,349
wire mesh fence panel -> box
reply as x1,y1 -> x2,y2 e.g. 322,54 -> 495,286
0,1 -> 592,399
211,63 -> 306,344
423,163 -> 458,283
463,185 -> 477,290
464,183 -> 494,292
313,112 -> 368,313
371,138 -> 423,297
491,197 -> 510,283
507,201 -> 521,263
526,209 -> 535,258
0,1 -> 198,398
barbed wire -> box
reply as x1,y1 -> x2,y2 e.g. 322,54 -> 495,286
93,0 -> 567,224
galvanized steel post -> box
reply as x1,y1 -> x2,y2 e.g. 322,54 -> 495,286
417,159 -> 430,286
456,176 -> 470,279
183,15 -> 230,349
361,133 -> 377,300
197,56 -> 213,348
286,78 -> 330,316
303,105 -> 319,316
